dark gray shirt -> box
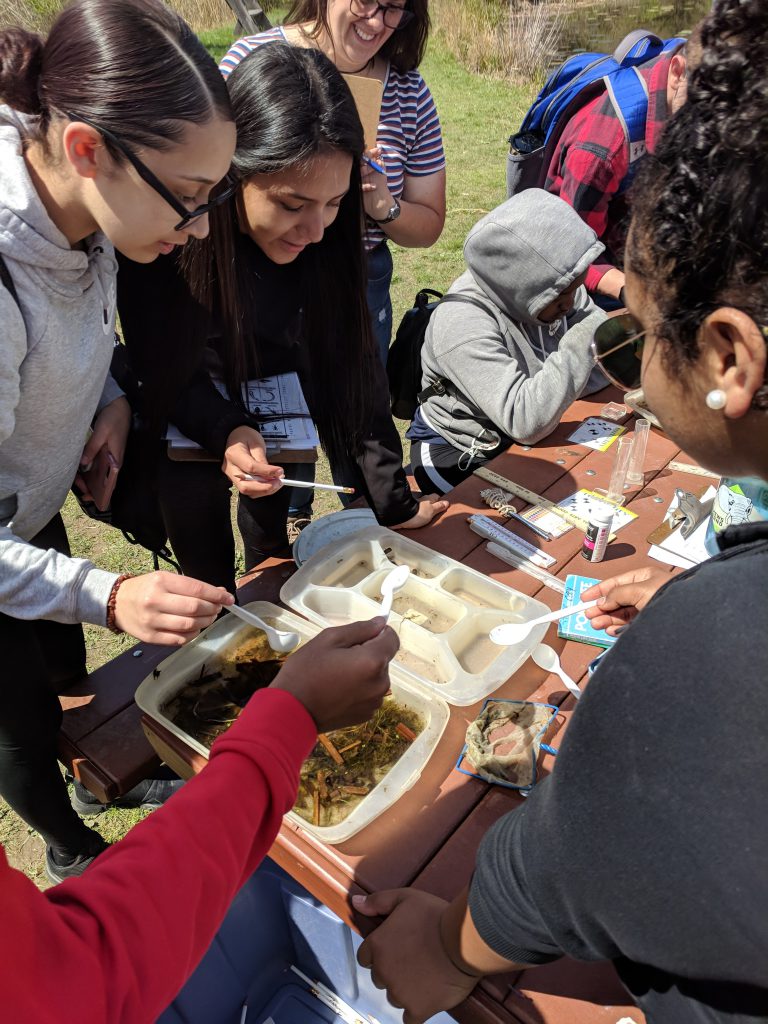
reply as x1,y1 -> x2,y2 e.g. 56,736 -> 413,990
469,522 -> 768,1023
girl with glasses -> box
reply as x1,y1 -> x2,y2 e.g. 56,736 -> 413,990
116,42 -> 446,597
220,0 -> 446,529
354,2 -> 768,1020
0,0 -> 240,884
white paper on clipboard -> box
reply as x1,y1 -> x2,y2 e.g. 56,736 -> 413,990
166,372 -> 318,451
648,487 -> 715,568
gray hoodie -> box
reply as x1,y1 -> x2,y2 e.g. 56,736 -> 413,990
420,190 -> 608,456
0,108 -> 122,624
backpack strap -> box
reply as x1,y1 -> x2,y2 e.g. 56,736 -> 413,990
604,65 -> 650,170
613,29 -> 663,64
0,253 -> 20,310
418,293 -> 505,404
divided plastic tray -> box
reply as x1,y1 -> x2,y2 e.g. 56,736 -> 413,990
136,602 -> 449,845
280,526 -> 551,706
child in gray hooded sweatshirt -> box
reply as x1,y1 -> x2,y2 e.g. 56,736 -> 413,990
408,190 -> 608,494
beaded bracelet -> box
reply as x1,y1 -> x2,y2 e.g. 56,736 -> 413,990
106,573 -> 134,634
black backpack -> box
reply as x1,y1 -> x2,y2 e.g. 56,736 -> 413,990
386,289 -> 497,420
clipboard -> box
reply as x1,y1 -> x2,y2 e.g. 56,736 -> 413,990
341,73 -> 383,149
167,444 -> 318,464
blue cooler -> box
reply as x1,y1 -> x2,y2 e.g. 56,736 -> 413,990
158,858 -> 455,1024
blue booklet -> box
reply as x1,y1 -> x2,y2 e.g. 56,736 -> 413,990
558,574 -> 618,649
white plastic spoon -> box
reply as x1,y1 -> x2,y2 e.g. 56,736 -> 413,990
489,599 -> 599,647
531,643 -> 582,700
379,564 -> 410,620
225,604 -> 300,654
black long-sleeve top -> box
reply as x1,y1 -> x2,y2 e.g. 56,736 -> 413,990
115,245 -> 418,526
469,521 -> 768,1023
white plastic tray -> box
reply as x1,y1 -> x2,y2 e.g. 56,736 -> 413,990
136,601 -> 449,845
280,526 -> 551,706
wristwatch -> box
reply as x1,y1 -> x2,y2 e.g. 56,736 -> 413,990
372,197 -> 401,224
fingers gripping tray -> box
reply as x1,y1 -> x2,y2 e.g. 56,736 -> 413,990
280,526 -> 551,707
135,601 -> 449,845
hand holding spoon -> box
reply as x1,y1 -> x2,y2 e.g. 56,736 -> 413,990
489,599 -> 599,646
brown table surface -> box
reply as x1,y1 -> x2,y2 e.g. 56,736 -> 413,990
141,386 -> 710,1024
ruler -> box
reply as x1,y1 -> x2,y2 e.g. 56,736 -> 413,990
473,466 -> 590,532
486,541 -> 566,593
468,514 -> 556,567
668,460 -> 719,480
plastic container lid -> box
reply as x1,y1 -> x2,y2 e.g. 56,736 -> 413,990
293,508 -> 377,566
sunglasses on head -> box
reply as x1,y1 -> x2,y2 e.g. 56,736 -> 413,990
67,112 -> 239,232
591,313 -> 647,391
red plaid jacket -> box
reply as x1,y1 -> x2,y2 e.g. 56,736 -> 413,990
545,53 -> 673,292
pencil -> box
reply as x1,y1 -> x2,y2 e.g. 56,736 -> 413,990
242,474 -> 355,494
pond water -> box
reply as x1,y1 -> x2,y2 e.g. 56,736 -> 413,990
550,0 -> 712,65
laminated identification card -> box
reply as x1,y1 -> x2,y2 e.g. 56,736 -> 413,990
567,417 -> 626,451
558,574 -> 618,649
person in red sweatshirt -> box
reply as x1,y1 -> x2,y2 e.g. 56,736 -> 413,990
1,616 -> 397,1024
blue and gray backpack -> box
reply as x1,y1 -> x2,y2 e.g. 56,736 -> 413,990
506,29 -> 685,199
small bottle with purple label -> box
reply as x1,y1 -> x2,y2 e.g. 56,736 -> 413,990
581,508 -> 614,562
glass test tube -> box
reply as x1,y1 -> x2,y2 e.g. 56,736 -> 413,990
605,435 -> 634,504
626,418 -> 650,486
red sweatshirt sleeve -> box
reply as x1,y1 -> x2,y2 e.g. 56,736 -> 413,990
0,687 -> 316,1024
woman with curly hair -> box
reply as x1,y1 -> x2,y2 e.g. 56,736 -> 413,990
352,2 -> 768,1020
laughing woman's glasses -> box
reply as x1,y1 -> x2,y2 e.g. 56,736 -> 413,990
67,113 -> 239,231
591,313 -> 647,390
349,0 -> 414,30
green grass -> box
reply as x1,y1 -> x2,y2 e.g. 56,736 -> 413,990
3,37 -> 535,884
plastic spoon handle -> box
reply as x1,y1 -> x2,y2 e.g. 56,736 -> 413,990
380,591 -> 395,620
553,666 -> 582,700
533,598 -> 599,627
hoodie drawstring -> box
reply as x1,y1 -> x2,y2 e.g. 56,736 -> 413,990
88,244 -> 118,334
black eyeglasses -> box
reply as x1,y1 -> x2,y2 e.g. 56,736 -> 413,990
349,0 -> 414,30
67,113 -> 239,231
591,312 -> 647,391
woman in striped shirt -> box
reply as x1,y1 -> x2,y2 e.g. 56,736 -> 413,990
220,0 -> 447,366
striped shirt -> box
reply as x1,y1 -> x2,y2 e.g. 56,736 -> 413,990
220,27 -> 445,249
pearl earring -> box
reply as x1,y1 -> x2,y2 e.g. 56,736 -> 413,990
705,389 -> 726,410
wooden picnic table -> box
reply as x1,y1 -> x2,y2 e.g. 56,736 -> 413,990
140,385 -> 711,1024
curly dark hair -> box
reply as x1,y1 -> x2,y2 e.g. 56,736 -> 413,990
627,0 -> 768,410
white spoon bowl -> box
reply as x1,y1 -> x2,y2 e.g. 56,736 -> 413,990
531,643 -> 582,700
379,564 -> 410,620
225,604 -> 300,654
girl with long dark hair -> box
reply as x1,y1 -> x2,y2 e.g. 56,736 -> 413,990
117,42 -> 446,594
220,0 -> 445,526
0,0 -> 239,883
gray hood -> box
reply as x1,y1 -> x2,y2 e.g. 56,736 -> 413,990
463,189 -> 604,323
0,107 -> 115,305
